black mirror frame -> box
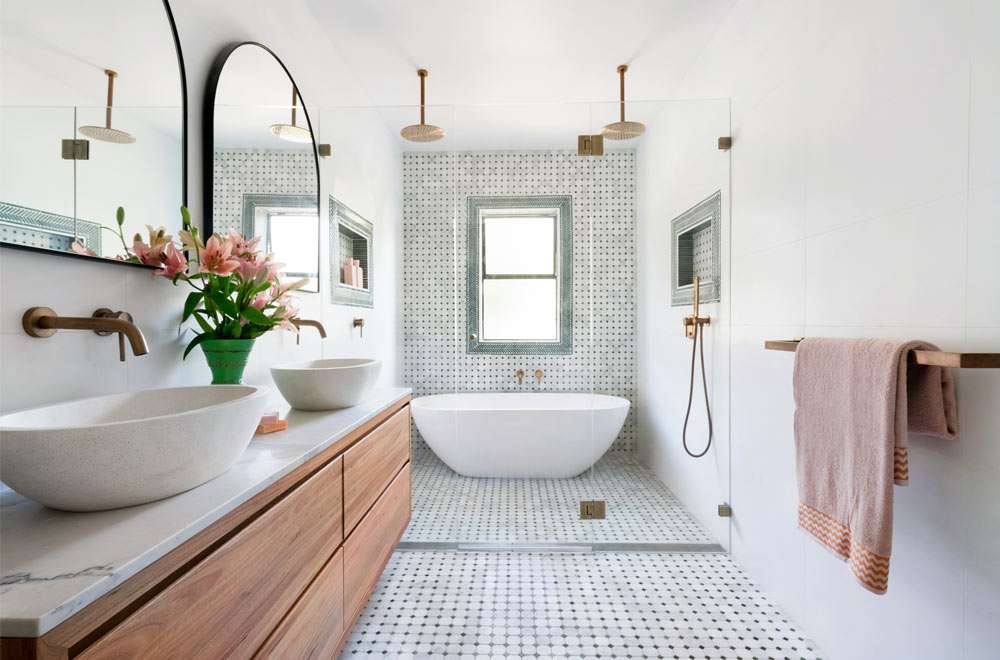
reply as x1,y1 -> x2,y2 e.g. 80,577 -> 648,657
202,42 -> 321,291
0,0 -> 188,270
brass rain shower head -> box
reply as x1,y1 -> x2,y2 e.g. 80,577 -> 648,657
270,85 -> 313,143
601,64 -> 645,140
78,70 -> 136,144
401,68 -> 444,142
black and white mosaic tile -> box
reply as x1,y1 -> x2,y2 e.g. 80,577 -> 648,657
402,150 -> 638,452
341,551 -> 822,659
404,450 -> 713,545
212,148 -> 317,235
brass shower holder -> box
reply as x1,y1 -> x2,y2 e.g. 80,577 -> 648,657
683,275 -> 711,338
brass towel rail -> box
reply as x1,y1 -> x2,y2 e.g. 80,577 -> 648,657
764,339 -> 1000,369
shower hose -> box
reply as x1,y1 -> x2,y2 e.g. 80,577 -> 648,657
682,320 -> 713,458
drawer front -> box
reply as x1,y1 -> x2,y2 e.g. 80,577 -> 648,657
343,405 -> 410,534
344,463 -> 411,622
81,457 -> 344,660
254,546 -> 344,660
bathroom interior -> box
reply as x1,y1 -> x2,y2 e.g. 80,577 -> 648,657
0,1 -> 997,659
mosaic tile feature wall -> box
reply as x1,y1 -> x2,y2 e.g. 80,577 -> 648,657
212,149 -> 317,235
402,150 -> 637,451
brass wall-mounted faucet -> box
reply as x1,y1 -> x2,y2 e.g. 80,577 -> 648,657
683,276 -> 711,338
515,368 -> 525,386
291,318 -> 327,345
352,318 -> 365,338
22,307 -> 149,362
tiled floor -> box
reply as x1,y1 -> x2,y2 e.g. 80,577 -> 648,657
341,551 -> 822,659
404,450 -> 714,545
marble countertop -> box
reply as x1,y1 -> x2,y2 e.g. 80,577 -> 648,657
0,387 -> 411,638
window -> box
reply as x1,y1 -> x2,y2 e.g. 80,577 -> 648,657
467,195 -> 572,355
242,193 -> 319,291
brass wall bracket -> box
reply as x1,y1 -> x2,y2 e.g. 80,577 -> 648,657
718,136 -> 732,150
577,134 -> 604,156
718,503 -> 732,517
580,500 -> 606,519
61,139 -> 90,160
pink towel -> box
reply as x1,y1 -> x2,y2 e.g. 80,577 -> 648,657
793,338 -> 958,594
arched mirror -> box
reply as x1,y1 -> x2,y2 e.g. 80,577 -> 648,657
0,0 -> 187,265
205,43 -> 320,292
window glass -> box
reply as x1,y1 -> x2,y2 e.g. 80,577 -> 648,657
482,278 -> 559,341
268,213 -> 318,278
483,215 -> 554,275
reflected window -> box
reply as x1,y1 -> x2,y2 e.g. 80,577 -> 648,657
267,213 -> 318,279
467,196 -> 572,355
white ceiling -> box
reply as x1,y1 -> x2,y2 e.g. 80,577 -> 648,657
307,0 -> 733,107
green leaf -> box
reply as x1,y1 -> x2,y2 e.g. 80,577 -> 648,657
208,290 -> 238,318
182,333 -> 209,360
192,309 -> 215,334
240,306 -> 271,326
181,291 -> 203,322
116,207 -> 125,226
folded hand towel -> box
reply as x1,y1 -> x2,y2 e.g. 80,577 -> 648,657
793,338 -> 958,594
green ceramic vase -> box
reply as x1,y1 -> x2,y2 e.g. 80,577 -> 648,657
201,338 -> 255,385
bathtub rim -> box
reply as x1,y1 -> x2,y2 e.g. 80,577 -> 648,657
411,392 -> 630,413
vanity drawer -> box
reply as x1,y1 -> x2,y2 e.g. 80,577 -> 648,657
254,546 -> 344,660
80,457 -> 344,660
343,405 -> 410,534
344,463 -> 411,622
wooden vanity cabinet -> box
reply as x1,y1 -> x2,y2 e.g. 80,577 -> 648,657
1,397 -> 411,660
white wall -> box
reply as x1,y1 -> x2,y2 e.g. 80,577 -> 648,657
639,1 -> 999,658
0,0 -> 403,413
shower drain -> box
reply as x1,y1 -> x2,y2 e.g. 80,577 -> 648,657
395,541 -> 725,553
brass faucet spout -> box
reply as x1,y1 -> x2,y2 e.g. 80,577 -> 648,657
23,307 -> 148,361
291,318 -> 327,345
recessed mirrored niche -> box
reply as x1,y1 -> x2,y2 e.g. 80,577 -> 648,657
0,0 -> 187,265
330,198 -> 373,308
205,42 -> 320,292
670,190 -> 721,307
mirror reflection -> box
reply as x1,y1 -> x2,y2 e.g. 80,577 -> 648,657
0,0 -> 185,262
208,43 -> 320,292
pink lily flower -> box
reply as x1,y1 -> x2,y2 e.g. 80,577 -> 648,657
156,243 -> 188,278
70,240 -> 97,257
199,234 -> 240,276
227,230 -> 261,258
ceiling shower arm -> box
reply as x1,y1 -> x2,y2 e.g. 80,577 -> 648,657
618,64 -> 626,122
104,69 -> 117,129
418,68 -> 427,126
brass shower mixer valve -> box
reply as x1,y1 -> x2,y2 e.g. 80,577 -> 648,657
683,276 -> 711,338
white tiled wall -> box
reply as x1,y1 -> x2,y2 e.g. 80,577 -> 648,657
0,0 -> 403,415
639,1 -> 1000,658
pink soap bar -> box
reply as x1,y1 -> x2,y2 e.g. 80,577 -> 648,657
260,412 -> 279,425
256,419 -> 288,435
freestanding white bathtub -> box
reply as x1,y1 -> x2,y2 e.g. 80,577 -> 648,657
411,393 -> 630,478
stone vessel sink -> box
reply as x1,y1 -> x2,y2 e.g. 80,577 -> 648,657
271,358 -> 381,410
0,385 -> 269,511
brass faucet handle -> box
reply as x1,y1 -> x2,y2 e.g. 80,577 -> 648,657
515,368 -> 525,385
92,308 -> 133,336
534,369 -> 544,384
